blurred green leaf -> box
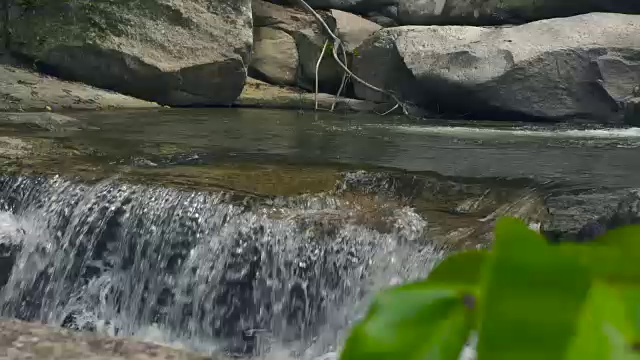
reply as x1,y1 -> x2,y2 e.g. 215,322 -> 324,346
566,282 -> 640,360
557,225 -> 640,287
476,218 -> 592,360
427,250 -> 488,290
340,283 -> 472,360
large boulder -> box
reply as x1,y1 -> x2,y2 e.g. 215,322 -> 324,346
353,13 -> 640,122
396,0 -> 640,25
5,0 -> 252,106
251,0 -> 380,94
273,0 -> 640,26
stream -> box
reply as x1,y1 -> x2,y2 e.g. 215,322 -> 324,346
0,108 -> 639,359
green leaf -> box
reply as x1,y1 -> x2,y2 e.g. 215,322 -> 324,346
340,283 -> 472,360
427,250 -> 488,290
557,225 -> 640,286
566,282 -> 640,360
476,217 -> 592,360
594,225 -> 640,254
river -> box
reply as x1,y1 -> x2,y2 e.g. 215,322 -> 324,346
0,108 -> 638,359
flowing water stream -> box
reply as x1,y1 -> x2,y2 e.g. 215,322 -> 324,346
0,108 -> 639,359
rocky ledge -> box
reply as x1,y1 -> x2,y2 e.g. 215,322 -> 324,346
0,319 -> 219,360
0,62 -> 157,112
0,1 -> 639,120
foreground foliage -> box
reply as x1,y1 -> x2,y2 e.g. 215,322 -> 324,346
340,218 -> 640,360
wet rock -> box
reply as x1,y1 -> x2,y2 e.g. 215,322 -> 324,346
366,14 -> 398,27
353,13 -> 640,122
543,188 -> 640,242
625,97 -> 640,125
0,212 -> 22,289
0,319 -> 217,360
0,137 -> 31,158
7,0 -> 252,106
0,64 -> 156,112
0,112 -> 82,132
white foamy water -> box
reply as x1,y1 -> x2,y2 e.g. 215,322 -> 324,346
0,175 -> 445,360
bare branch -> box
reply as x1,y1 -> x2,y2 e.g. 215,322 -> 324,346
294,0 -> 409,114
331,44 -> 349,112
315,39 -> 329,111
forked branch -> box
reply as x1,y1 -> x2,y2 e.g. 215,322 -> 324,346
294,0 -> 408,115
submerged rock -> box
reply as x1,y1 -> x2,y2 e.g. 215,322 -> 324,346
7,0 -> 252,106
0,319 -> 216,360
0,112 -> 82,132
353,13 -> 640,122
0,64 -> 156,111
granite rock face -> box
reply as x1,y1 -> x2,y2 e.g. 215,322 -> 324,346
353,13 -> 640,121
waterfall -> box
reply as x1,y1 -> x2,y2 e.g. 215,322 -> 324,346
0,175 -> 443,358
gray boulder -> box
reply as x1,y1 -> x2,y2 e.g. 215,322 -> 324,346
353,13 -> 640,121
267,0 -> 640,26
5,0 -> 252,106
332,9 -> 382,51
397,0 -> 640,25
251,27 -> 299,86
251,0 -> 381,94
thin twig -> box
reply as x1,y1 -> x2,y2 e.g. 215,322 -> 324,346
379,103 -> 399,116
331,44 -> 350,112
315,39 -> 329,111
294,0 -> 409,115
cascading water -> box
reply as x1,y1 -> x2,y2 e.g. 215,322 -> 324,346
0,175 -> 444,359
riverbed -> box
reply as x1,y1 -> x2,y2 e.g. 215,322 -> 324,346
0,108 -> 638,359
